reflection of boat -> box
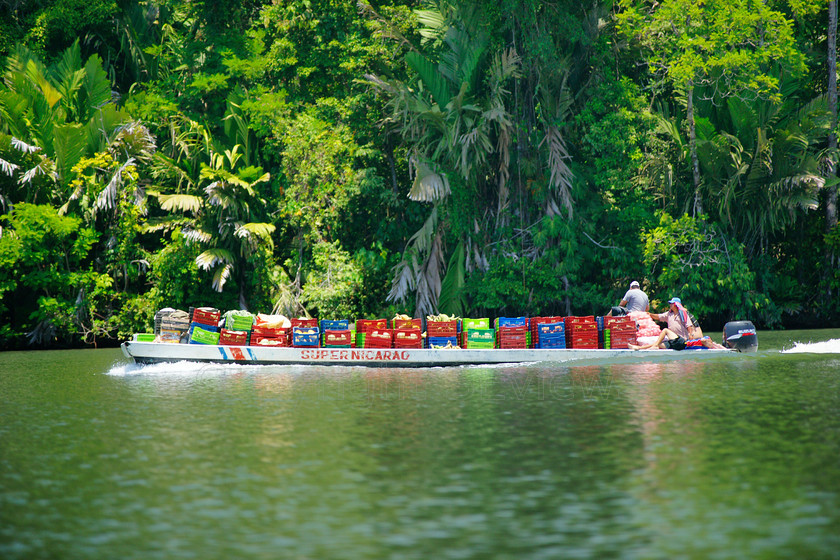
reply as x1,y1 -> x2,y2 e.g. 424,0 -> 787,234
121,339 -> 742,367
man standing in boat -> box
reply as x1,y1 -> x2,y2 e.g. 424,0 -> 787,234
629,297 -> 726,350
609,280 -> 649,316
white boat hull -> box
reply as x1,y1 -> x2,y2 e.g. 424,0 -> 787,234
121,340 -> 736,367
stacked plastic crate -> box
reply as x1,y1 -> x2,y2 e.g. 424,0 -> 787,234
531,316 -> 564,348
321,319 -> 351,348
220,311 -> 254,346
426,319 -> 459,348
355,319 -> 388,348
189,307 -> 220,345
495,317 -> 529,349
461,318 -> 493,349
535,320 -> 566,349
291,317 -> 319,348
391,318 -> 423,349
251,325 -> 290,346
564,316 -> 598,349
603,316 -> 637,349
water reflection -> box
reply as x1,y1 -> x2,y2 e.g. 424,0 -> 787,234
2,348 -> 840,559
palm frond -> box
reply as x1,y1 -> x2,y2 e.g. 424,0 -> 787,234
408,156 -> 451,201
159,193 -> 203,213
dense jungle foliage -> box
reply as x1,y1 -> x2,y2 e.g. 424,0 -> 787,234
1,0 -> 839,349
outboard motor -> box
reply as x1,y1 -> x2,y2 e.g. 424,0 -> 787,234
723,321 -> 758,352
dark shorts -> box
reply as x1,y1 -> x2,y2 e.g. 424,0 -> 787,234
611,306 -> 628,316
663,336 -> 686,350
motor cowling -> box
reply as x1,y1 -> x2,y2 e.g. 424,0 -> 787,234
723,321 -> 758,352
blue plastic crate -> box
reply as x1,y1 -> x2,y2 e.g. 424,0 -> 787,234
427,336 -> 459,348
498,317 -> 529,328
538,338 -> 566,349
320,319 -> 349,332
293,327 -> 320,347
190,322 -> 219,333
537,322 -> 565,334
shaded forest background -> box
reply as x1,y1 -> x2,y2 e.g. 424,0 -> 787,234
1,0 -> 838,349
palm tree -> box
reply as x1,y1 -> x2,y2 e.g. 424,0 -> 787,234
146,108 -> 274,310
366,0 -> 575,316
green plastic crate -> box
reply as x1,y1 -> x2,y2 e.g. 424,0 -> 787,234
190,326 -> 220,345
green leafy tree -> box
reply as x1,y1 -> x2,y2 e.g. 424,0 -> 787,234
617,0 -> 806,215
0,203 -> 113,347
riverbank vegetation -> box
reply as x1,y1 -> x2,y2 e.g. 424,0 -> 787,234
1,0 -> 838,349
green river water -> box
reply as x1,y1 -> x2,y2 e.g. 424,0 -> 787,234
1,329 -> 839,559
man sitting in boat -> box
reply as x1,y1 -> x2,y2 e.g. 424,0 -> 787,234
608,280 -> 650,316
629,297 -> 726,350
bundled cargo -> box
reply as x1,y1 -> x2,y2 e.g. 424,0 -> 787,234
157,308 -> 191,343
254,313 -> 291,329
224,310 -> 255,332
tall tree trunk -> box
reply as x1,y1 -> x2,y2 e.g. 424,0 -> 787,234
687,82 -> 703,216
828,0 -> 838,230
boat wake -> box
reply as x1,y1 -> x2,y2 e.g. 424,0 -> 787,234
781,338 -> 840,354
106,360 -> 279,377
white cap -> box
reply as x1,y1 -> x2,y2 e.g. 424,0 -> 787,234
630,281 -> 640,288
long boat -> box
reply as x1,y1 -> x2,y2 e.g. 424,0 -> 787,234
120,338 -> 743,368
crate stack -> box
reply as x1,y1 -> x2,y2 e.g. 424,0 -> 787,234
426,319 -> 459,348
495,317 -> 529,349
320,320 -> 351,348
189,308 -> 220,345
157,309 -> 190,343
531,316 -> 564,348
220,311 -> 254,346
251,325 -> 290,346
603,316 -> 637,349
366,328 -> 394,348
535,320 -> 566,349
564,316 -> 598,349
291,318 -> 319,348
355,319 -> 388,348
461,318 -> 493,349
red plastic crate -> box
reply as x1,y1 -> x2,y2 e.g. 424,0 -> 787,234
392,318 -> 422,330
323,330 -> 352,346
193,307 -> 221,326
291,318 -> 318,328
364,329 -> 393,348
427,321 -> 458,337
393,328 -> 422,345
357,319 -> 388,333
252,335 -> 290,347
604,316 -> 635,329
252,326 -> 289,338
219,328 -> 248,346
565,315 -> 595,325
